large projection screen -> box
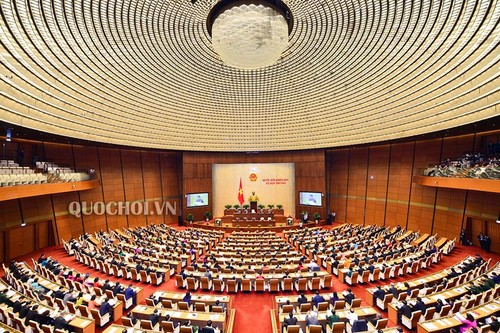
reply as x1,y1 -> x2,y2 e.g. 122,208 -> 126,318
212,163 -> 295,218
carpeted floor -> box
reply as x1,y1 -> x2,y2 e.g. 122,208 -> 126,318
6,229 -> 500,333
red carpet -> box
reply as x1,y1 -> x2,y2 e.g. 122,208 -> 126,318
6,233 -> 500,333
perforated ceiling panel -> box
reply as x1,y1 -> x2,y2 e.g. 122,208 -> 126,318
0,0 -> 498,151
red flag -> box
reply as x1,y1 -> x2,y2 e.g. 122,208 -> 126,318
237,178 -> 244,205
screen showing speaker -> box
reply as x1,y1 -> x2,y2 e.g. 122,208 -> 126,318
186,192 -> 209,207
299,191 -> 322,206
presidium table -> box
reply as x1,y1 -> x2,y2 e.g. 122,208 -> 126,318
220,208 -> 287,227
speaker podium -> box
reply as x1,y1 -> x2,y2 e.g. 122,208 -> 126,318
250,201 -> 258,212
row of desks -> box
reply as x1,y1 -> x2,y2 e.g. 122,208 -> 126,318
131,305 -> 226,332
0,279 -> 95,333
417,299 -> 500,333
17,261 -> 123,328
186,270 -> 329,283
277,306 -> 378,331
152,291 -> 232,309
387,263 -> 499,324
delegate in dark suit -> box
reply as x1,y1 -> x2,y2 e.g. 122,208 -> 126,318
398,302 -> 412,320
312,293 -> 325,308
148,310 -> 160,327
373,287 -> 386,301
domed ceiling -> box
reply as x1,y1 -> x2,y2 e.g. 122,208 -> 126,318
0,0 -> 498,151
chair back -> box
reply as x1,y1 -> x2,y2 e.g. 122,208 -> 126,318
151,273 -> 162,285
323,275 -> 332,288
282,305 -> 294,314
178,301 -> 190,311
176,275 -> 185,288
130,268 -> 139,280
317,302 -> 329,311
332,322 -> 345,333
283,278 -> 293,291
121,316 -> 135,327
286,325 -> 300,333
213,279 -> 223,291
310,277 -> 321,290
162,299 -> 174,309
227,280 -> 237,292
212,306 -> 223,313
161,321 -> 176,333
299,303 -> 311,312
424,307 -> 436,320
241,279 -> 251,291
67,301 -> 77,314
308,325 -> 322,333
195,302 -> 206,312
361,271 -> 370,283
79,305 -> 90,318
180,326 -> 193,333
255,279 -> 265,291
41,325 -> 52,333
29,320 -> 42,333
334,300 -> 345,310
439,304 -> 451,316
200,277 -> 210,289
374,318 -> 388,329
450,301 -> 462,313
297,278 -> 307,291
186,277 -> 197,290
350,298 -> 362,308
270,279 -> 279,291
140,320 -> 155,330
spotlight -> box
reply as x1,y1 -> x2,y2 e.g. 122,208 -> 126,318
191,0 -> 197,4
20,221 -> 26,227
6,128 -> 12,142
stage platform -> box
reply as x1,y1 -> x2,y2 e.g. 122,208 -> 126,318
186,219 -> 326,232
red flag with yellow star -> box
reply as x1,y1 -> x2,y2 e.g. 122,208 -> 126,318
237,178 -> 244,205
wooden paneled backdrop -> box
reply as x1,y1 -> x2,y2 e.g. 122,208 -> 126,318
182,151 -> 327,221
327,133 -> 500,241
0,129 -> 499,261
0,142 -> 182,263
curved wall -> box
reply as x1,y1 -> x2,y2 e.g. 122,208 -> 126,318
0,126 -> 498,260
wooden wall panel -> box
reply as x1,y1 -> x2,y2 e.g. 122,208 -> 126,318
385,142 -> 414,227
433,188 -> 466,240
365,146 -> 390,226
0,232 -> 4,263
465,192 -> 500,221
121,150 -> 146,227
73,146 -> 106,234
37,220 -> 50,249
98,147 -> 128,230
6,224 -> 35,259
0,140 -> 182,260
346,148 -> 369,224
407,139 -> 441,233
160,153 -> 181,224
0,200 -> 22,229
486,219 -> 500,253
141,151 -> 164,225
52,192 -> 82,242
43,143 -> 74,168
441,135 -> 475,161
329,150 -> 349,223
